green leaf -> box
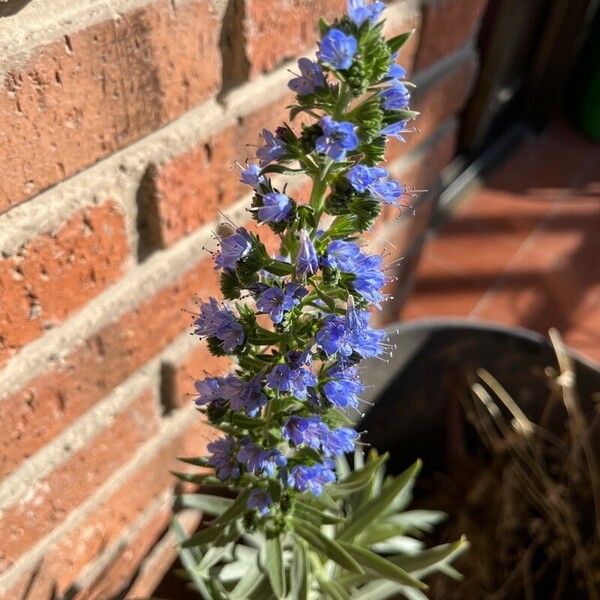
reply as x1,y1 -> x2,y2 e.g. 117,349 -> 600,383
209,489 -> 251,529
293,500 -> 344,525
328,452 -> 388,498
360,523 -> 407,546
351,580 -> 407,600
370,535 -> 424,555
230,562 -> 265,599
299,491 -> 339,512
338,460 -> 421,542
171,518 -> 211,597
389,537 -> 468,577
177,456 -> 210,467
260,164 -> 305,176
291,542 -> 309,600
170,470 -> 211,484
320,579 -> 351,600
175,493 -> 233,516
264,532 -> 286,598
293,520 -> 364,574
387,30 -> 415,54
197,542 -> 234,575
338,541 -> 427,590
181,523 -> 225,548
385,510 -> 446,534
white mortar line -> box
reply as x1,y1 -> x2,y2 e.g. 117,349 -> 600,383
0,0 -> 228,63
71,489 -> 174,595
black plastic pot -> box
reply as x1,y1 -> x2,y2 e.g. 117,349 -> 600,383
359,318 -> 600,475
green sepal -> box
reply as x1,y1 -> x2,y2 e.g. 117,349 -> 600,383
387,30 -> 414,54
220,269 -> 242,300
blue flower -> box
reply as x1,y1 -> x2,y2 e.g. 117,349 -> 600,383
322,427 -> 358,456
257,192 -> 293,223
297,230 -> 319,275
207,437 -> 240,480
194,298 -> 244,352
256,128 -> 286,166
256,283 -> 307,324
287,461 -> 336,495
348,0 -> 385,26
322,363 -> 364,409
382,120 -> 408,141
380,81 -> 411,110
247,488 -> 273,515
316,300 -> 385,358
322,239 -> 363,272
346,165 -> 388,193
288,57 -> 326,96
369,179 -> 405,205
239,163 -> 266,188
352,253 -> 386,304
237,440 -> 267,474
346,165 -> 405,206
215,227 -> 252,271
388,52 -> 407,80
345,299 -> 386,356
282,415 -> 328,449
194,376 -> 227,407
267,363 -> 317,399
317,28 -> 357,70
316,116 -> 359,160
238,440 -> 287,476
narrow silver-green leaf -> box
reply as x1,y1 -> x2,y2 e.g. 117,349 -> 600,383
264,533 -> 286,598
389,537 -> 468,577
338,541 -> 427,589
293,500 -> 344,525
328,453 -> 388,497
171,518 -> 211,598
176,493 -> 233,516
230,560 -> 264,599
197,542 -> 234,574
320,579 -> 351,600
209,489 -> 250,528
293,521 -> 364,574
291,542 -> 309,600
352,579 -> 405,600
339,460 -> 422,542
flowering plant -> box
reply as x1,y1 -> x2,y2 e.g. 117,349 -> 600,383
173,2 -> 466,597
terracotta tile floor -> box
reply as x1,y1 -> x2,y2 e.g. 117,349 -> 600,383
400,120 -> 600,363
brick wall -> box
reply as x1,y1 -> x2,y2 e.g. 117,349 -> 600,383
0,0 -> 486,597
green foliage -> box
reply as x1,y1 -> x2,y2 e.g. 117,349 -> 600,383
173,450 -> 467,599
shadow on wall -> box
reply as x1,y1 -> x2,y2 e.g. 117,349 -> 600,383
0,0 -> 33,17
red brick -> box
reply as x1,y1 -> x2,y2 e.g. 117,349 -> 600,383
242,0 -> 346,77
144,91 -> 300,248
0,255 -> 219,480
1,416 -> 216,600
0,201 -> 128,367
125,512 -> 202,599
398,121 -> 458,192
415,0 -> 487,70
77,504 -> 173,600
0,390 -> 160,573
0,0 -> 221,211
387,52 -> 477,163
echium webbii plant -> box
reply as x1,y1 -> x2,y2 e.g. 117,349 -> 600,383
172,2 -> 467,598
